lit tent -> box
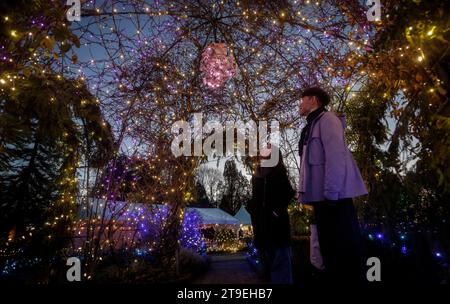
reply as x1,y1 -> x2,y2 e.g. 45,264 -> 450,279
234,206 -> 252,226
77,199 -> 239,226
186,207 -> 240,226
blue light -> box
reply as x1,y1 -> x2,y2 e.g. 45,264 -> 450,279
435,252 -> 442,258
376,233 -> 383,239
401,246 -> 407,255
135,248 -> 145,256
400,235 -> 406,240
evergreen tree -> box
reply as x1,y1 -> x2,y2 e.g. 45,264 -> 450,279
0,0 -> 114,280
219,159 -> 251,215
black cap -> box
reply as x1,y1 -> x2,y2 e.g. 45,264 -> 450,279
301,87 -> 331,107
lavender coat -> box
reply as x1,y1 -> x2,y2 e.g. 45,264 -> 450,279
299,111 -> 368,203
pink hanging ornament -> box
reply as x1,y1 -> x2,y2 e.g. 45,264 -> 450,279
200,43 -> 237,89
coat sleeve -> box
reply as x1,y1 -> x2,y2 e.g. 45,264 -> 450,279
320,113 -> 346,200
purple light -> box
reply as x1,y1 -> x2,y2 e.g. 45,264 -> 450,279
121,203 -> 205,253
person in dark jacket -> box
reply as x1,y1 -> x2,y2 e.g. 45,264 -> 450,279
247,145 -> 295,284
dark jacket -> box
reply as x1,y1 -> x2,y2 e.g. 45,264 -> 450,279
247,158 -> 295,250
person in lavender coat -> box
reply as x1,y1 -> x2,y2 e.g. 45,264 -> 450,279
298,87 -> 368,283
